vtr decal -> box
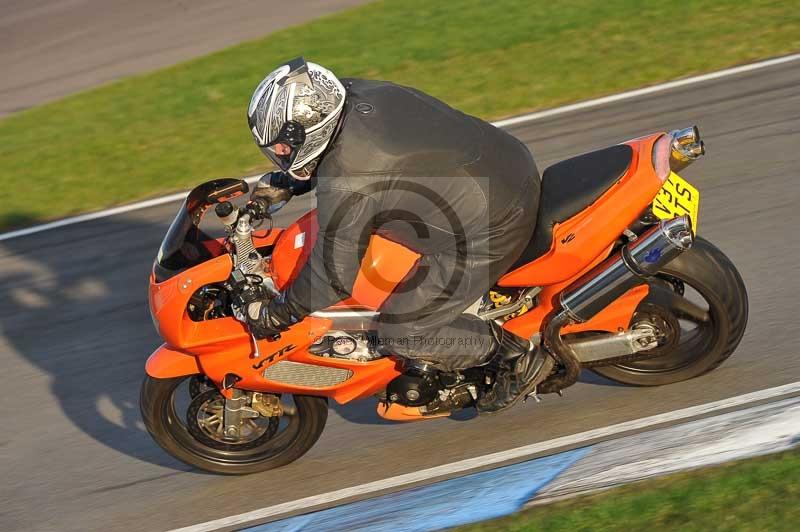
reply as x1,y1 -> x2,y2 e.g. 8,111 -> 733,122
253,343 -> 296,369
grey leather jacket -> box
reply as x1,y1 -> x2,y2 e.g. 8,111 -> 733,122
275,78 -> 540,320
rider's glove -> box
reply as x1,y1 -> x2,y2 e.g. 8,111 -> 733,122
245,300 -> 288,340
251,171 -> 318,214
251,172 -> 293,215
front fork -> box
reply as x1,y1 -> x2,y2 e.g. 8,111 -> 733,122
222,389 -> 259,439
222,389 -> 285,439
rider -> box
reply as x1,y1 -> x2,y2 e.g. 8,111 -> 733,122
245,57 -> 548,413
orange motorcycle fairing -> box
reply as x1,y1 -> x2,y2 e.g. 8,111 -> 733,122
148,311 -> 402,404
503,283 -> 649,339
149,253 -> 239,350
202,316 -> 402,404
499,134 -> 664,287
252,226 -> 285,249
149,220 -> 407,404
376,401 -> 450,422
146,344 -> 201,378
269,210 -> 318,289
502,242 -> 650,340
349,235 -> 421,309
269,210 -> 421,310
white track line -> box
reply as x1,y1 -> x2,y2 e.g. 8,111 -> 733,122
2,52 -> 799,244
492,52 -> 800,128
0,176 -> 260,242
170,381 -> 800,532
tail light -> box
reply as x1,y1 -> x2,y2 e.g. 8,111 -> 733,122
652,134 -> 672,182
652,125 -> 706,180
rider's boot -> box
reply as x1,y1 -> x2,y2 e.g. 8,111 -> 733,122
476,325 -> 552,415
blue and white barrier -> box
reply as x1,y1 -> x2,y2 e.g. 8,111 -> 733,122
246,396 -> 800,532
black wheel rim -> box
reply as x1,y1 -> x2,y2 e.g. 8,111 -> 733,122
160,377 -> 306,466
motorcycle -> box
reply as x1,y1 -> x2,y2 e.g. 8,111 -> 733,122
141,126 -> 748,474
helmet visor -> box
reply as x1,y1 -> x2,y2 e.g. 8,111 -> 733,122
261,120 -> 306,171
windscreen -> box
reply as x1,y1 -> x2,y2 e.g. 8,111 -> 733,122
154,179 -> 248,282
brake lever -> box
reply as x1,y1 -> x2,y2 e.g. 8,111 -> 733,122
251,333 -> 262,358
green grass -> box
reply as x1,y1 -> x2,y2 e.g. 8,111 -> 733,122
460,448 -> 800,532
1,0 -> 798,228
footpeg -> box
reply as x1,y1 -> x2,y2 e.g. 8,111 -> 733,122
524,389 -> 541,403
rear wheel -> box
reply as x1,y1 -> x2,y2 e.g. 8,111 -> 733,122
140,375 -> 328,474
591,237 -> 747,386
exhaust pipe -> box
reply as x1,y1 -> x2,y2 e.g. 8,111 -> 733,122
560,216 -> 693,322
538,216 -> 693,393
669,125 -> 705,173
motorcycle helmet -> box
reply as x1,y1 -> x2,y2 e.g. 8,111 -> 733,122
247,57 -> 345,179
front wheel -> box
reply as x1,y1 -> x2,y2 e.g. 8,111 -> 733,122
591,237 -> 748,386
140,375 -> 328,474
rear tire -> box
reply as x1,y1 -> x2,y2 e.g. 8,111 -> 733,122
591,237 -> 747,386
140,375 -> 328,474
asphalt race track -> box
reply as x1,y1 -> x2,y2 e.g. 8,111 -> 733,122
0,0 -> 371,116
1,59 -> 799,531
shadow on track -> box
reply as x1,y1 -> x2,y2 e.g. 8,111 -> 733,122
0,213 -> 190,470
578,369 -> 627,387
331,400 -> 395,426
0,206 -> 406,471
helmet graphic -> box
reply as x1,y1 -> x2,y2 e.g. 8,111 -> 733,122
248,57 -> 345,179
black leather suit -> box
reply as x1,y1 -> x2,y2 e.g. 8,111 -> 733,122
277,79 -> 540,370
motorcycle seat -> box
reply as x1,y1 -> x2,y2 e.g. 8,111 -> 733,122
510,144 -> 633,270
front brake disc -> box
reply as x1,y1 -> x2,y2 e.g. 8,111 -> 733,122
186,388 -> 279,451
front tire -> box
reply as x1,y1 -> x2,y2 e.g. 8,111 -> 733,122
140,375 -> 328,474
591,237 -> 747,386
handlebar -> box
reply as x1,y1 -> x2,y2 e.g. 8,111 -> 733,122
214,198 -> 272,228
243,198 -> 271,220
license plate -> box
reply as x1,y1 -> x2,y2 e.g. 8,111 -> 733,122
651,172 -> 700,232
